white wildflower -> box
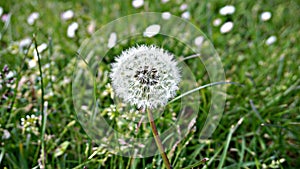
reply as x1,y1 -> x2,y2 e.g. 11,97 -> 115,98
33,43 -> 48,59
261,11 -> 272,21
220,21 -> 234,33
19,38 -> 31,49
67,22 -> 79,38
213,18 -> 222,26
61,10 -> 74,21
181,11 -> 190,19
180,4 -> 188,11
265,35 -> 276,45
27,12 -> 39,25
143,24 -> 160,37
110,45 -> 181,109
87,21 -> 96,34
161,0 -> 169,3
0,6 -> 3,17
194,36 -> 204,46
219,5 -> 235,15
162,12 -> 171,20
2,129 -> 11,139
108,32 -> 117,48
132,0 -> 144,8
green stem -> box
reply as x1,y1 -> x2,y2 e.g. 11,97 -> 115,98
147,108 -> 172,169
34,35 -> 46,167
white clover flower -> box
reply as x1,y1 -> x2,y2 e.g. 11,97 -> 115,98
110,45 -> 181,109
61,10 -> 74,21
265,35 -> 277,45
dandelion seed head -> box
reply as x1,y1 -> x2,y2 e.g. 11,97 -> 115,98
110,45 -> 181,109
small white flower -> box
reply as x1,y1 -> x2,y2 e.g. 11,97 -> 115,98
180,4 -> 188,11
2,129 -> 11,139
162,12 -> 171,20
110,45 -> 181,109
265,35 -> 276,45
181,11 -> 190,19
213,18 -> 222,26
194,36 -> 204,46
132,0 -> 144,8
33,43 -> 48,59
61,10 -> 74,21
108,32 -> 117,48
19,38 -> 31,49
0,6 -> 3,17
261,11 -> 272,21
219,5 -> 235,15
143,24 -> 160,37
161,0 -> 169,3
67,22 -> 79,38
220,21 -> 234,33
27,12 -> 39,25
87,21 -> 96,34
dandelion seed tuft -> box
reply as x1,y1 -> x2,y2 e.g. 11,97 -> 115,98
110,45 -> 181,109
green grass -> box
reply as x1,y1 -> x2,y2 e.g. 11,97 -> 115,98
1,0 -> 299,168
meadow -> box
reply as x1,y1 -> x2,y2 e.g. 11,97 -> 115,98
0,0 -> 299,168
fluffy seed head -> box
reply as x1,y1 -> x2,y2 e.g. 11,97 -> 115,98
110,45 -> 181,109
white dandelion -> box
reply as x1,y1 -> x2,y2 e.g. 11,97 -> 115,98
110,45 -> 181,109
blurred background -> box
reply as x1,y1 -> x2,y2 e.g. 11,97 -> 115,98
0,0 -> 299,168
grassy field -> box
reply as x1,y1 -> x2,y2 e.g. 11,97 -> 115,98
0,0 -> 299,168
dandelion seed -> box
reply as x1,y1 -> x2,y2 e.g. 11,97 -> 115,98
132,0 -> 144,8
110,45 -> 181,109
220,21 -> 233,33
181,11 -> 190,19
61,10 -> 74,21
162,12 -> 171,20
213,18 -> 222,26
27,12 -> 39,25
265,35 -> 276,45
261,11 -> 272,21
219,5 -> 235,15
67,22 -> 79,38
143,24 -> 160,37
108,32 -> 117,48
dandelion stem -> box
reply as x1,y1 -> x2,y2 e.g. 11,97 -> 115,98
147,108 -> 172,169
